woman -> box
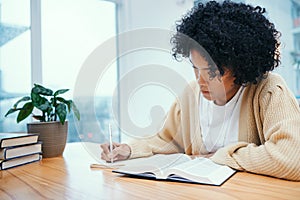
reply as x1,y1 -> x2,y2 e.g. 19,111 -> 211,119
101,0 -> 300,180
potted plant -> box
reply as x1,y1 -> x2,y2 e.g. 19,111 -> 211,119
5,84 -> 80,158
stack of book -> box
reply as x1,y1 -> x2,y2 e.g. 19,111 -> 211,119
0,132 -> 42,170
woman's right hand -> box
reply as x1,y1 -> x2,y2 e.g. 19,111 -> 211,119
100,142 -> 131,162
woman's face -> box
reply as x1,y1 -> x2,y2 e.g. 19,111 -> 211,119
189,49 -> 240,105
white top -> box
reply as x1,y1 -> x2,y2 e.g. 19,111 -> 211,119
199,87 -> 245,153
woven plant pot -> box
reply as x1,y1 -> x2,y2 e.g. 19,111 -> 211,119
27,121 -> 68,158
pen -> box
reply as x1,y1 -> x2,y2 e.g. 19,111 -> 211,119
109,123 -> 113,163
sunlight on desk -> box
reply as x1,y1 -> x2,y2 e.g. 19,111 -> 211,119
0,142 -> 299,200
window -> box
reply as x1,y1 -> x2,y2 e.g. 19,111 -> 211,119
41,0 -> 117,143
0,0 -> 118,143
245,0 -> 300,98
291,0 -> 300,98
0,0 -> 31,132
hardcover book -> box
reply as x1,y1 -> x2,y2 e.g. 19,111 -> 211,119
0,153 -> 41,170
0,142 -> 42,160
0,133 -> 39,148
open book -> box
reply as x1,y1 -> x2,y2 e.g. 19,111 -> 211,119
112,154 -> 235,186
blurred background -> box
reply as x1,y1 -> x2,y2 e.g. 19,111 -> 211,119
0,0 -> 299,145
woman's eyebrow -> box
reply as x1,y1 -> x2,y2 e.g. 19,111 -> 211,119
189,58 -> 211,70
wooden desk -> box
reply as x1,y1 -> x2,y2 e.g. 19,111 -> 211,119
0,143 -> 299,200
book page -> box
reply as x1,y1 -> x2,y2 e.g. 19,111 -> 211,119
165,157 -> 235,185
4,143 -> 42,159
113,154 -> 191,178
168,157 -> 221,176
1,154 -> 41,170
0,133 -> 38,148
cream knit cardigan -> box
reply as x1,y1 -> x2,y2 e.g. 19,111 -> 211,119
128,73 -> 300,181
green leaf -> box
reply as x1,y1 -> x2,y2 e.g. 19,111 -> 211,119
38,101 -> 52,112
32,84 -> 53,96
4,108 -> 21,117
32,115 -> 45,121
71,102 -> 80,121
66,100 -> 71,112
56,103 -> 67,124
31,92 -> 50,110
56,97 -> 68,104
13,96 -> 31,108
17,102 -> 34,123
54,89 -> 69,97
57,97 -> 71,112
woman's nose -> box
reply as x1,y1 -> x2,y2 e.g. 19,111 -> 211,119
197,74 -> 207,85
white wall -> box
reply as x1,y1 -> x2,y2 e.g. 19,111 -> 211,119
116,0 -> 194,141
246,0 -> 296,93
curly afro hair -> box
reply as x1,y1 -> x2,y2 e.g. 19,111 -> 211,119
171,0 -> 281,85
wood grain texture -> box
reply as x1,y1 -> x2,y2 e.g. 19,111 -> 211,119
0,143 -> 299,200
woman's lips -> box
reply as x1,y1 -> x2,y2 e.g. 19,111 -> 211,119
201,90 -> 210,94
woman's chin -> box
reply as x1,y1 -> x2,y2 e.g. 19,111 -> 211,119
201,91 -> 213,101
